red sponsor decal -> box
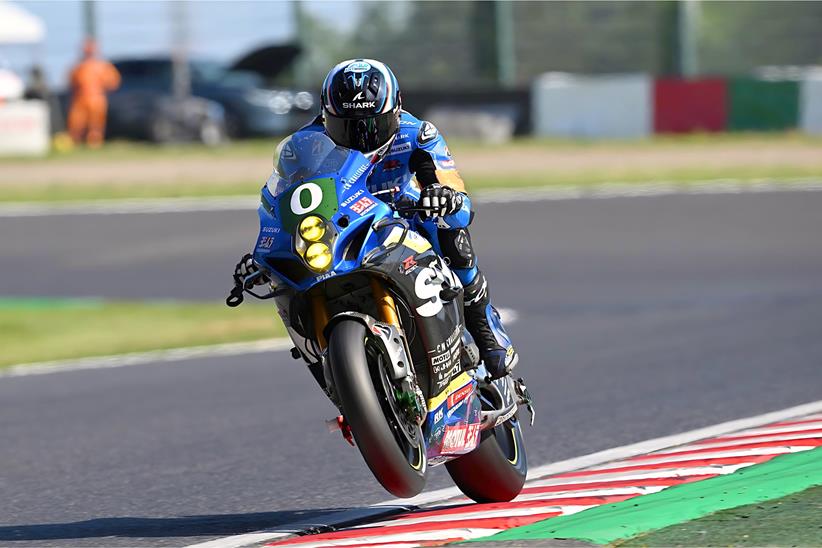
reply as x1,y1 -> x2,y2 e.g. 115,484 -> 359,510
350,196 -> 376,215
401,255 -> 417,273
447,383 -> 473,408
383,159 -> 402,171
442,423 -> 480,453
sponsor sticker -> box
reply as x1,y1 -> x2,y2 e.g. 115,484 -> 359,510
350,196 -> 377,215
400,255 -> 417,274
388,142 -> 412,155
447,383 -> 473,408
345,61 -> 372,73
438,158 -> 456,169
418,121 -> 438,144
382,159 -> 402,171
257,236 -> 274,249
441,423 -> 480,454
340,189 -> 364,207
341,163 -> 370,192
261,226 -> 281,234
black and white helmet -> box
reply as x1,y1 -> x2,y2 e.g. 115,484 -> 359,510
321,59 -> 401,158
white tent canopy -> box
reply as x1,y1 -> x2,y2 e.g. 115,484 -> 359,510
0,1 -> 45,44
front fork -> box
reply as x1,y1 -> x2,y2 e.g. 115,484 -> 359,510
310,277 -> 401,351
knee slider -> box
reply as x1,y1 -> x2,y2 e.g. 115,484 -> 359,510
438,228 -> 476,270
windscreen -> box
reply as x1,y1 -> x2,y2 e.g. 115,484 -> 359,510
274,133 -> 352,184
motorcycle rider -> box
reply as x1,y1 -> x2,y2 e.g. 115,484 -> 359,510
235,59 -> 517,380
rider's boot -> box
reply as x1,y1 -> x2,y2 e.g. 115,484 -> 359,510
463,271 -> 518,380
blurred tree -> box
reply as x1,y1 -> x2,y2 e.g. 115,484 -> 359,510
291,0 -> 822,89
699,1 -> 822,75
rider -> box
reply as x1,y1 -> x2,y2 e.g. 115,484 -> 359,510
235,59 -> 517,380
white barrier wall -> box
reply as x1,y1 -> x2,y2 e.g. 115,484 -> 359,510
0,100 -> 50,156
532,73 -> 652,139
800,79 -> 822,135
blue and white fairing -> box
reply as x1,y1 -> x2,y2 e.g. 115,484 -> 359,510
253,132 -> 394,291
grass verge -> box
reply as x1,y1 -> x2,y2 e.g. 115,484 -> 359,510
2,133 -> 821,203
2,167 -> 822,204
0,298 -> 285,368
616,484 -> 822,547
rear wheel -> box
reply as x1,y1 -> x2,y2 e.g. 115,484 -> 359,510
445,384 -> 527,502
328,320 -> 426,498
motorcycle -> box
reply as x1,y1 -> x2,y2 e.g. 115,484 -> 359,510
227,131 -> 534,502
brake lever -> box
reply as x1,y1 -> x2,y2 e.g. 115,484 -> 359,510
226,270 -> 263,307
226,285 -> 244,307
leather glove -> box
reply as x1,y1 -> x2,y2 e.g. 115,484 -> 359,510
418,183 -> 464,220
233,253 -> 268,288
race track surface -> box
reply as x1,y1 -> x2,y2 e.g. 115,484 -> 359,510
1,192 -> 821,547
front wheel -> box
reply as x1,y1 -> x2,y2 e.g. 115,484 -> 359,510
328,320 -> 426,498
445,385 -> 527,502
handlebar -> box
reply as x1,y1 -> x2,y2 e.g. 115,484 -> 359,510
226,270 -> 280,308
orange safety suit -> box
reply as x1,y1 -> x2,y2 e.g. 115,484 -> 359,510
67,58 -> 121,147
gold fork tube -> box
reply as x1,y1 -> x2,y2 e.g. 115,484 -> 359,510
311,293 -> 329,349
370,277 -> 400,327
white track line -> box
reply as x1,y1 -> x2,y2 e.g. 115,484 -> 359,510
586,445 -> 809,470
356,506 -> 566,528
0,338 -> 292,378
646,431 -> 822,454
0,195 -> 258,217
524,464 -> 753,488
260,528 -> 503,548
717,422 -> 822,437
3,179 -> 822,218
186,399 -> 822,548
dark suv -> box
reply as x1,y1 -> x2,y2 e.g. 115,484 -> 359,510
108,57 -> 316,139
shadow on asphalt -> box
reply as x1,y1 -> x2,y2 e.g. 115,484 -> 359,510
0,509 -> 347,542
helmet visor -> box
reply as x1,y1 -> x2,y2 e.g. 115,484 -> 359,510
324,109 -> 399,154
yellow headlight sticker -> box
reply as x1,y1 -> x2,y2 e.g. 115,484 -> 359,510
305,242 -> 332,272
299,216 -> 326,242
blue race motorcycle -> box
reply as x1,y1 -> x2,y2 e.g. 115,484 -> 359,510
227,132 -> 534,501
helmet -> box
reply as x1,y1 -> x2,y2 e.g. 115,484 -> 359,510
321,59 -> 401,157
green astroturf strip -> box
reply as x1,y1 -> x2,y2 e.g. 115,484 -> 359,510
616,484 -> 822,547
476,447 -> 822,544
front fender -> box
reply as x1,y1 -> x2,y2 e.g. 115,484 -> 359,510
324,311 -> 410,382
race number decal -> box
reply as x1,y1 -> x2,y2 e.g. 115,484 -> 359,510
289,182 -> 323,215
414,257 -> 460,317
278,177 -> 339,234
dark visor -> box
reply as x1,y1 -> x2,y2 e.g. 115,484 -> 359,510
325,109 -> 399,154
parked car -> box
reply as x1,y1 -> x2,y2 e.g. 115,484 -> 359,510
107,56 -> 316,140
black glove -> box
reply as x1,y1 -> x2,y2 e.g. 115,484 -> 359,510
418,183 -> 464,220
233,253 -> 268,289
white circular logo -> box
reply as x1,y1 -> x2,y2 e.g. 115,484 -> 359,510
345,61 -> 372,73
290,182 -> 323,215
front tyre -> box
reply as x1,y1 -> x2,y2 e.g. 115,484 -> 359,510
328,320 -> 426,498
445,386 -> 527,502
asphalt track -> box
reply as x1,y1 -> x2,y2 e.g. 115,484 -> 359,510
1,191 -> 822,547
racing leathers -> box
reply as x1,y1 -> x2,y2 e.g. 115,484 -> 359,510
244,110 -> 518,379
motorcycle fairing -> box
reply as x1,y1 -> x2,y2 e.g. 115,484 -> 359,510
252,131 -> 484,463
423,372 -> 482,464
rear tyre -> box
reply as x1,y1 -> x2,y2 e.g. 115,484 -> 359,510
328,320 -> 426,498
445,386 -> 527,502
